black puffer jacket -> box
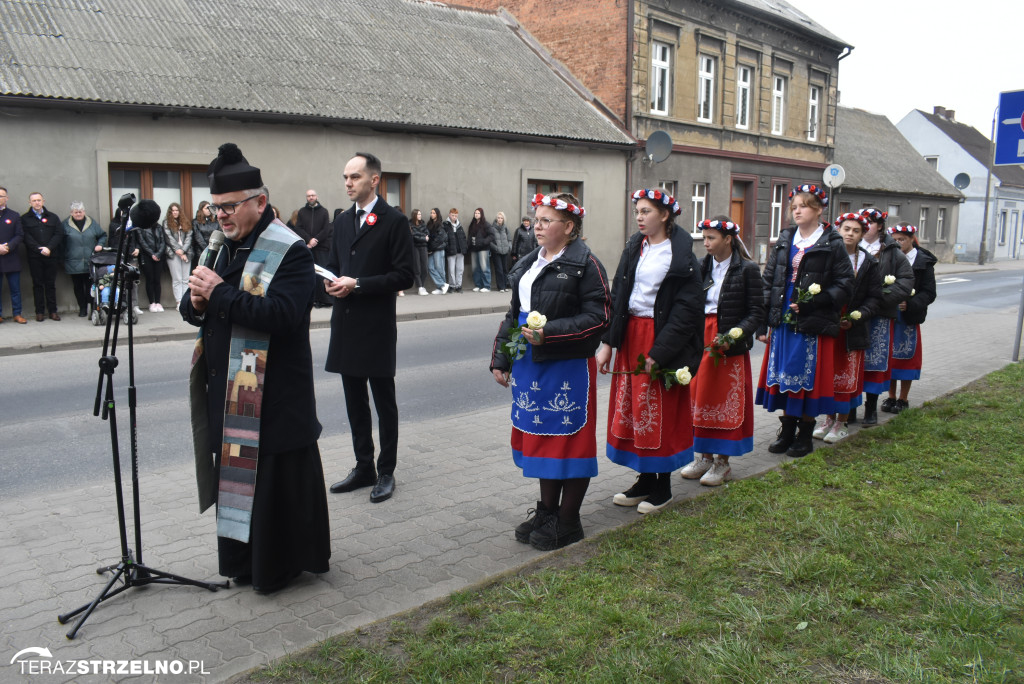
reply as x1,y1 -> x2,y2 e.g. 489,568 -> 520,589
410,222 -> 429,247
871,234 -> 915,319
604,226 -> 704,373
763,225 -> 854,337
700,250 -> 764,356
444,220 -> 468,256
426,222 -> 446,253
902,246 -> 937,325
843,248 -> 884,351
490,238 -> 610,370
136,223 -> 166,261
511,224 -> 537,263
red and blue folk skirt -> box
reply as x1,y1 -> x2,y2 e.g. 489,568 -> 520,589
756,322 -> 837,418
890,312 -> 923,381
831,324 -> 864,414
606,316 -> 694,473
691,314 -> 754,457
862,316 -> 894,394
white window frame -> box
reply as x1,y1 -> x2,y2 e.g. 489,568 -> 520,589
919,207 -> 929,240
772,75 -> 786,135
807,85 -> 820,141
936,207 -> 946,240
651,42 -> 671,116
770,183 -> 786,240
658,180 -> 678,199
697,54 -> 715,123
691,183 -> 707,235
736,65 -> 751,129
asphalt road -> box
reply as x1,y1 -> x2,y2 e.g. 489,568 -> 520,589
1,268 -> 1019,498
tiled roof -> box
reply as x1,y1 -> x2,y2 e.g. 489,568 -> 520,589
726,0 -> 848,47
834,107 -> 960,198
0,0 -> 633,146
916,110 -> 1024,188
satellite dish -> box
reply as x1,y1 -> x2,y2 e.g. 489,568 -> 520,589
953,172 -> 971,190
645,131 -> 673,163
822,164 -> 845,188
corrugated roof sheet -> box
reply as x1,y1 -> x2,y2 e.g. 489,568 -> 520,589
916,109 -> 1024,188
834,107 -> 960,198
0,0 -> 633,145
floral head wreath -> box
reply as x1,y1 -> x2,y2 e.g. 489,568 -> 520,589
789,183 -> 828,207
860,208 -> 887,222
833,212 -> 868,229
631,188 -> 682,216
698,218 -> 740,235
531,193 -> 585,217
887,224 -> 918,235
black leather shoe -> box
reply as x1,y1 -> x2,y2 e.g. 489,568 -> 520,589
329,467 -> 376,493
370,473 -> 395,503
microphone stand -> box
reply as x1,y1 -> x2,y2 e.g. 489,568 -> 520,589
58,196 -> 226,640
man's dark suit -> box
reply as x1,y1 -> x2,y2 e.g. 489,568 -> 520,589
325,196 -> 414,478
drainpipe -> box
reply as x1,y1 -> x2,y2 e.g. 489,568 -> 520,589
979,106 -> 997,265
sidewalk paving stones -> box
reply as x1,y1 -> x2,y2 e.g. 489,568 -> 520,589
0,263 -> 1021,682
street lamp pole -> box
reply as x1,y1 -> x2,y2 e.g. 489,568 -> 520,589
978,106 -> 997,265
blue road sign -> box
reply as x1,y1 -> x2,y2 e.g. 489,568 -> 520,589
995,89 -> 1024,166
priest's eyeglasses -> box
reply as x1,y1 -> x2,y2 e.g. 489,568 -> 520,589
209,195 -> 260,216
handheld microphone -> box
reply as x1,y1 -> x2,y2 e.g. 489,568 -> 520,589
128,199 -> 161,231
202,230 -> 226,269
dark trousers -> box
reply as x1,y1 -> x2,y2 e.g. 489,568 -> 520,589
341,374 -> 398,476
139,256 -> 163,305
0,271 -> 22,316
490,251 -> 509,290
70,273 -> 91,311
312,248 -> 333,306
412,245 -> 430,289
27,257 -> 58,314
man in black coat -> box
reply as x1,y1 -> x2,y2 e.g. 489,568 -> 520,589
325,152 -> 414,503
0,187 -> 27,323
294,189 -> 334,307
21,192 -> 63,321
182,143 -> 330,593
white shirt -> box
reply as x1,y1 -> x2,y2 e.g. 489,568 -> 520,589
704,255 -> 731,314
860,238 -> 881,256
355,195 -> 379,228
628,238 -> 672,317
793,225 -> 824,249
905,247 -> 918,267
518,245 -> 565,312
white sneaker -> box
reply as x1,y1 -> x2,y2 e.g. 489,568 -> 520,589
149,303 -> 158,312
441,283 -> 450,294
700,457 -> 731,486
823,422 -> 849,444
133,305 -> 145,315
472,287 -> 481,292
398,291 -> 405,296
418,287 -> 428,296
154,303 -> 164,312
480,287 -> 490,292
812,416 -> 835,440
679,456 -> 713,480
431,289 -> 441,295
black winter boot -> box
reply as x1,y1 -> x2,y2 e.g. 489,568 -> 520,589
515,501 -> 555,543
862,393 -> 879,425
768,416 -> 799,453
787,419 -> 817,458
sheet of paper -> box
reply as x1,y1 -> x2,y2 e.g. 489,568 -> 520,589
314,264 -> 337,281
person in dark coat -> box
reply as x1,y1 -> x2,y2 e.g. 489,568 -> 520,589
755,185 -> 854,458
597,189 -> 703,513
190,201 -> 220,271
325,152 -> 415,504
409,208 -> 431,295
510,216 -> 538,266
682,216 -> 764,486
294,189 -> 334,307
135,208 -> 167,312
0,187 -> 27,323
443,208 -> 468,292
885,222 -> 937,414
490,192 -> 610,550
62,201 -> 107,317
22,192 -> 63,321
467,207 -> 493,291
425,207 -> 448,294
182,143 -> 330,593
812,213 -> 883,444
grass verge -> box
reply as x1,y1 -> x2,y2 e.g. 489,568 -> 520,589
249,363 -> 1024,682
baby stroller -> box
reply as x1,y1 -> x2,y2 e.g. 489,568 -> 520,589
89,249 -> 139,326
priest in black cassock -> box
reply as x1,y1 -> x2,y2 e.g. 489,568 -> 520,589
182,143 -> 331,593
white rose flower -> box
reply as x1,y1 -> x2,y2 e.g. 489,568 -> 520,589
849,310 -> 862,320
675,367 -> 692,385
728,327 -> 744,340
807,283 -> 821,295
884,274 -> 896,285
911,289 -> 916,296
526,311 -> 547,329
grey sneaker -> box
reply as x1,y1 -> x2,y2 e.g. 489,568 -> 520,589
679,456 -> 713,480
699,457 -> 731,486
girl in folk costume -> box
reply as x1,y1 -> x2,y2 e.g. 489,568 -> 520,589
756,185 -> 854,458
856,208 -> 914,424
490,193 -> 610,551
812,213 -> 883,444
597,189 -> 703,512
884,222 -> 937,413
681,217 -> 764,486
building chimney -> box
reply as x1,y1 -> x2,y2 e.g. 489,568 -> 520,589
946,110 -> 955,121
933,106 -> 946,117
